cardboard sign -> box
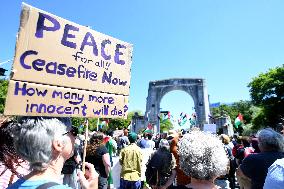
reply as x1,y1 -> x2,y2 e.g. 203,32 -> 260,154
203,124 -> 217,134
11,3 -> 132,95
5,80 -> 129,118
4,3 -> 132,118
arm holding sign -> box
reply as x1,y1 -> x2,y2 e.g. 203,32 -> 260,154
78,162 -> 99,189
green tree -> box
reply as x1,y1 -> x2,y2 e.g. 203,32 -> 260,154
248,65 -> 284,129
127,110 -> 143,119
160,117 -> 173,132
211,104 -> 235,118
71,117 -> 98,131
108,118 -> 131,130
211,101 -> 253,125
231,101 -> 254,124
98,111 -> 142,131
0,79 -> 8,114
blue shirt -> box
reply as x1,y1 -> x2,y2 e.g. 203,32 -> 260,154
264,158 -> 284,189
7,178 -> 70,189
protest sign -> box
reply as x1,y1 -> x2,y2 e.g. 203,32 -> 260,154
5,80 -> 129,118
4,3 -> 132,118
203,124 -> 217,134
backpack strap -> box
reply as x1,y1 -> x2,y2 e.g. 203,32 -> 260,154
36,182 -> 60,189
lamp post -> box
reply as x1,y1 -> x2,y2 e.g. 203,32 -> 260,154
0,59 -> 13,77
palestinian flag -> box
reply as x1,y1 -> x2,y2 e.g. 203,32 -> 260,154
234,113 -> 243,128
144,123 -> 153,133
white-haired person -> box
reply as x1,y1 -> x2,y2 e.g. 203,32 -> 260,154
237,128 -> 284,189
173,130 -> 229,189
7,116 -> 98,189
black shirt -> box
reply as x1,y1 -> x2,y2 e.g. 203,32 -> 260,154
86,145 -> 108,178
62,147 -> 79,174
172,186 -> 192,189
240,151 -> 284,189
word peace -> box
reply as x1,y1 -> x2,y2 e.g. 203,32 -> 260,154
35,13 -> 126,65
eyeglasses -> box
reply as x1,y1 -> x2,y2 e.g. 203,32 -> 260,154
62,126 -> 79,137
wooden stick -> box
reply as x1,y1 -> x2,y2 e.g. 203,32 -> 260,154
82,118 -> 89,174
97,117 -> 99,131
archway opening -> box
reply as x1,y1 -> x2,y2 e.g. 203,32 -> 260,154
160,90 -> 196,130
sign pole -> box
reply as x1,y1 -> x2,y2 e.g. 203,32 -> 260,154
82,118 -> 89,174
97,117 -> 100,131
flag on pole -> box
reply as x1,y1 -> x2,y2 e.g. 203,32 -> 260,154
234,113 -> 243,128
99,118 -> 109,129
167,111 -> 171,119
144,123 -> 153,133
178,112 -> 188,126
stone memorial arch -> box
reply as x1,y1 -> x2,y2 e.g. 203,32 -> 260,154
145,78 -> 210,133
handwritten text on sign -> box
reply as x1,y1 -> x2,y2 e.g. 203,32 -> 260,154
4,80 -> 128,118
12,4 -> 133,95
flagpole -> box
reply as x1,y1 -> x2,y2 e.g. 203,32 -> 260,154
97,117 -> 100,131
82,118 -> 89,174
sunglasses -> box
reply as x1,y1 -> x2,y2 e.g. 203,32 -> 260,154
62,126 -> 79,137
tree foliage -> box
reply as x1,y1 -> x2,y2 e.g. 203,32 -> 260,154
248,65 -> 284,128
107,110 -> 143,131
108,118 -> 131,130
0,79 -> 8,114
71,110 -> 142,132
127,110 -> 143,118
160,117 -> 173,132
211,100 -> 253,124
71,117 -> 98,131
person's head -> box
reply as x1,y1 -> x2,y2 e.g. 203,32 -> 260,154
143,132 -> 148,138
178,130 -> 229,180
86,132 -> 104,156
160,132 -> 168,139
257,128 -> 284,152
240,136 -> 250,147
220,134 -> 230,144
159,139 -> 170,151
12,116 -> 74,172
128,132 -> 137,143
0,116 -> 24,176
147,133 -> 153,140
107,130 -> 114,137
123,128 -> 129,136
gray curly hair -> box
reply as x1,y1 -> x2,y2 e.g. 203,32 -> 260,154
178,130 -> 229,180
257,128 -> 284,152
13,116 -> 72,171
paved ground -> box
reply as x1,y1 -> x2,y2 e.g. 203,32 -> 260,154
111,156 -> 121,189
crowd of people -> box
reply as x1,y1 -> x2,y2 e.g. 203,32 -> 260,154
1,115 -> 284,189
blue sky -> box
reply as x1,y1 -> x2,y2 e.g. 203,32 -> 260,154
1,1 -> 283,121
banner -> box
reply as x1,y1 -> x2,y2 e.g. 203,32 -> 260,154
203,124 -> 217,134
4,3 -> 132,118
